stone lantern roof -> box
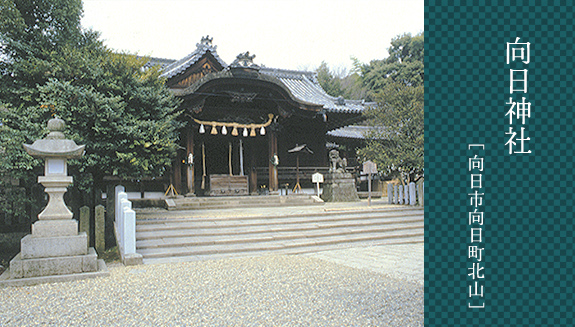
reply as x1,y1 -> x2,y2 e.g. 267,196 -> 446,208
23,117 -> 85,159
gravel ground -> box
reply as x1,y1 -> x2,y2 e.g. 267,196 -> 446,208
0,254 -> 423,326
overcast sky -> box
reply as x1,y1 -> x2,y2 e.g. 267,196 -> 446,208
81,0 -> 424,72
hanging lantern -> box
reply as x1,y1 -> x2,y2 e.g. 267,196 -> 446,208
222,125 -> 227,135
232,126 -> 239,136
199,124 -> 205,134
250,128 -> 256,137
260,126 -> 266,135
211,125 -> 218,135
243,128 -> 249,137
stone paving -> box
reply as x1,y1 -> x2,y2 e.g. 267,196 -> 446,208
306,243 -> 424,285
1,199 -> 424,326
0,247 -> 423,326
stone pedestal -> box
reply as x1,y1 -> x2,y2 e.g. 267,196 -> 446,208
2,203 -> 108,286
320,172 -> 360,202
2,214 -> 109,286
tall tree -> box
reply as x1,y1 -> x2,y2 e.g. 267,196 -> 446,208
0,0 -> 91,104
316,61 -> 344,97
0,0 -> 182,220
36,53 -> 183,193
358,82 -> 424,184
385,32 -> 424,64
316,61 -> 367,100
356,32 -> 425,183
360,32 -> 424,98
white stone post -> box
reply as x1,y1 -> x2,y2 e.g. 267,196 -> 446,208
119,194 -> 131,250
115,185 -> 125,226
409,182 -> 416,205
404,185 -> 409,205
397,185 -> 403,204
114,191 -> 141,265
418,181 -> 424,206
387,183 -> 393,204
123,208 -> 136,254
116,193 -> 127,243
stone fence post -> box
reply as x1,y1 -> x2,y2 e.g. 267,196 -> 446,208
114,191 -> 142,265
409,182 -> 417,205
95,205 -> 105,254
404,185 -> 409,204
123,208 -> 136,254
417,180 -> 424,206
79,206 -> 90,246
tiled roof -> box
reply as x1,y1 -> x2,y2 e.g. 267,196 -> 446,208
142,57 -> 176,70
148,36 -> 373,116
327,125 -> 379,139
160,36 -> 227,79
259,67 -> 374,114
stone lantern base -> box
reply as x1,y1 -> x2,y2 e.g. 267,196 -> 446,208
0,228 -> 109,287
0,200 -> 109,286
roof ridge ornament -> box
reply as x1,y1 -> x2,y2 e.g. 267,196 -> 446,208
230,51 -> 260,71
197,35 -> 216,50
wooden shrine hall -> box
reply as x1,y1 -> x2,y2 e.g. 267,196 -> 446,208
151,36 -> 371,196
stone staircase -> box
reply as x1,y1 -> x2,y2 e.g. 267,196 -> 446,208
135,205 -> 424,265
167,194 -> 321,210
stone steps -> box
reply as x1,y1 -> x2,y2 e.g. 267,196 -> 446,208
168,195 -> 320,210
136,206 -> 423,264
136,212 -> 423,235
136,221 -> 423,248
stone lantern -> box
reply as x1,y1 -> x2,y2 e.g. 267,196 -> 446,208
0,117 -> 108,286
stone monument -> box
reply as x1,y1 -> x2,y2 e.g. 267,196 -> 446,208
0,117 -> 108,287
320,150 -> 360,202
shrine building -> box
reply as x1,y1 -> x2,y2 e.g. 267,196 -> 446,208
147,36 -> 372,196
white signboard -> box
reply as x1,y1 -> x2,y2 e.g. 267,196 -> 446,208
312,172 -> 324,183
363,161 -> 378,175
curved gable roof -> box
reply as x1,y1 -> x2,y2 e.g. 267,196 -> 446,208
160,36 -> 227,79
260,68 -> 374,115
153,37 -> 375,124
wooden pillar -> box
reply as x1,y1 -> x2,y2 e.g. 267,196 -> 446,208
228,142 -> 233,176
173,151 -> 182,195
268,130 -> 278,192
186,128 -> 195,195
249,144 -> 257,194
239,139 -> 244,176
320,122 -> 329,167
